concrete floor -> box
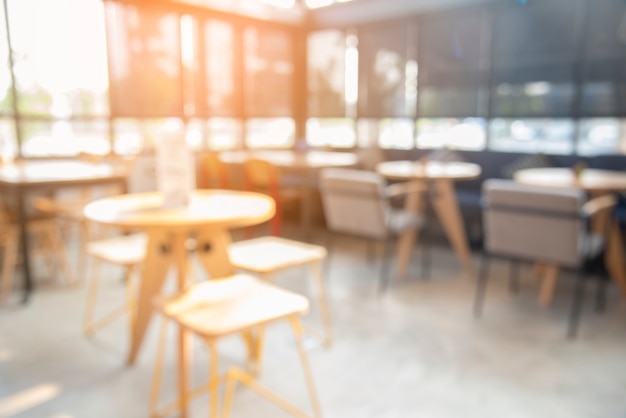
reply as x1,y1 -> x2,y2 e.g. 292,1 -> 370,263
1,228 -> 626,418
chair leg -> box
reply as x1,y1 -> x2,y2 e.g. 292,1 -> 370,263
1,232 -> 19,304
124,265 -> 137,334
289,315 -> 322,418
322,232 -> 334,280
595,276 -> 608,314
311,260 -> 333,347
567,270 -> 587,339
509,260 -> 520,294
420,240 -> 431,280
473,253 -> 490,318
365,241 -> 376,265
379,238 -> 394,293
83,258 -> 102,337
77,220 -> 91,283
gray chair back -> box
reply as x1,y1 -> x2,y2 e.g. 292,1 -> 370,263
482,179 -> 586,268
319,168 -> 389,239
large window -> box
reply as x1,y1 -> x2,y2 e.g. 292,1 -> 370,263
489,118 -> 575,155
106,3 -> 182,117
244,26 -> 293,117
306,29 -> 356,148
490,0 -> 581,118
416,118 -> 486,151
577,118 -> 626,156
357,22 -> 416,118
580,0 -> 626,117
418,10 -> 489,119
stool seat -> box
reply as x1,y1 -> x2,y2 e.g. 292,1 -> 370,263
156,274 -> 309,338
87,233 -> 147,266
229,236 -> 326,273
228,236 -> 332,347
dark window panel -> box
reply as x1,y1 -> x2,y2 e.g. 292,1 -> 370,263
106,3 -> 183,117
420,87 -> 489,118
418,10 -> 489,118
358,22 -> 416,118
307,30 -> 346,118
202,20 -> 237,117
492,0 -> 581,68
420,10 -> 488,75
244,27 -> 294,117
491,82 -> 575,118
584,0 -> 626,61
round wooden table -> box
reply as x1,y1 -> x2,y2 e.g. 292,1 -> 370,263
219,150 -> 359,238
84,190 -> 275,366
376,160 -> 481,276
514,167 -> 626,300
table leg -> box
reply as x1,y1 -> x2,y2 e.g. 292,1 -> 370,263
195,229 -> 236,279
430,178 -> 474,274
395,181 -> 426,278
605,218 -> 626,297
16,189 -> 32,304
538,264 -> 560,307
127,231 -> 173,365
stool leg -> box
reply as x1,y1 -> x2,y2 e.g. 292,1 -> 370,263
178,327 -> 190,418
241,327 -> 265,377
208,339 -> 220,418
221,368 -> 237,418
311,260 -> 333,347
124,265 -> 137,335
149,316 -> 169,418
83,258 -> 102,336
289,315 -> 322,418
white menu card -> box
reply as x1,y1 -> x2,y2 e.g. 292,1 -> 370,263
155,122 -> 195,208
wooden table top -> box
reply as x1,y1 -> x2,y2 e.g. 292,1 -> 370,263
514,168 -> 626,192
0,160 -> 127,188
83,190 -> 275,231
376,160 -> 481,181
219,150 -> 358,169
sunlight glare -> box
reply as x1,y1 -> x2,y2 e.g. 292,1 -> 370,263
0,383 -> 62,418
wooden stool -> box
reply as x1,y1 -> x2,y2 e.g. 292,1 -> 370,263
83,233 -> 146,336
229,236 -> 333,347
150,274 -> 322,418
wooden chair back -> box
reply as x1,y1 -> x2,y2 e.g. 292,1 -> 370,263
198,153 -> 230,189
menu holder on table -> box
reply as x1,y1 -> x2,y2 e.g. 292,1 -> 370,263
155,127 -> 195,209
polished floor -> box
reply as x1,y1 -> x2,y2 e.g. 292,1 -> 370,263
1,227 -> 626,418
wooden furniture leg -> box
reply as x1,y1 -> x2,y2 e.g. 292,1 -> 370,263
395,180 -> 426,278
539,264 -> 560,308
127,230 -> 173,365
430,178 -> 474,274
194,229 -> 236,279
